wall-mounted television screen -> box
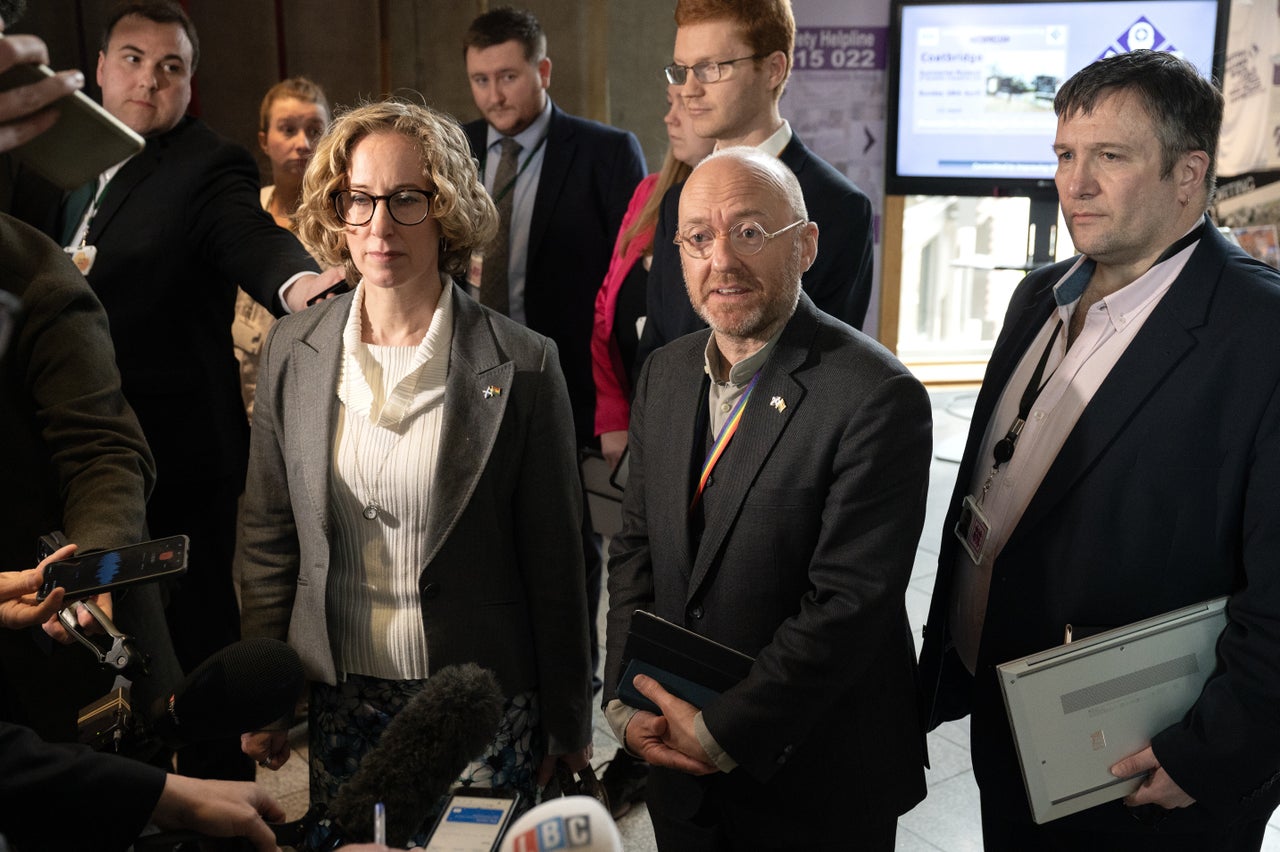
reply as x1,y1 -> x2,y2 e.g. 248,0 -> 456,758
886,0 -> 1227,197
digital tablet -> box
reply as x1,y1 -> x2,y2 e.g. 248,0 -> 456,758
0,49 -> 144,190
617,610 -> 754,714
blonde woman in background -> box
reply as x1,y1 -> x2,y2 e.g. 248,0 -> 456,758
233,77 -> 332,418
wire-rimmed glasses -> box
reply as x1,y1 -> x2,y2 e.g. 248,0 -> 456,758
664,54 -> 765,85
673,219 -> 807,259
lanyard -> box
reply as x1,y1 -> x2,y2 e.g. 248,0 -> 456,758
990,320 -> 1062,471
690,371 -> 761,512
983,216 -> 1208,488
482,130 -> 549,205
73,177 -> 113,249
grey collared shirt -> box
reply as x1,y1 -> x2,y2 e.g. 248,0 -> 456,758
703,327 -> 784,437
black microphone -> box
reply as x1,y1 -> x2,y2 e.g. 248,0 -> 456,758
149,637 -> 306,748
273,662 -> 505,850
79,637 -> 305,755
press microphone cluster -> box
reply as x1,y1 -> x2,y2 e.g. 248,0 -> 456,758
272,662 -> 505,850
79,637 -> 305,756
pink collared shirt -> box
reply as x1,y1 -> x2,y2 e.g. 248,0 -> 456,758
950,231 -> 1198,673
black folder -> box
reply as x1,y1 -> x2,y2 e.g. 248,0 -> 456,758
617,610 -> 754,714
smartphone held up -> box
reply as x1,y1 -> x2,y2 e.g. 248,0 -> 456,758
37,534 -> 189,602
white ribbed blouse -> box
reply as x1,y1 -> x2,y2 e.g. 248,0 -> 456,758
327,282 -> 454,680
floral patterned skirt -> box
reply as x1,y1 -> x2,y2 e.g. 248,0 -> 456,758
309,673 -> 542,840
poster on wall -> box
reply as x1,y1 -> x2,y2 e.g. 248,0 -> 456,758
1218,0 -> 1280,178
1212,0 -> 1280,245
1214,168 -> 1280,235
782,0 -> 891,335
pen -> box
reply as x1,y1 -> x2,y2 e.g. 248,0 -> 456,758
374,801 -> 385,845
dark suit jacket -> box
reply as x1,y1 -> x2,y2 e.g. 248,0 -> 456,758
919,224 -> 1280,832
0,720 -> 165,852
238,285 -> 593,755
636,132 -> 875,371
0,214 -> 180,743
464,105 -> 646,444
12,115 -> 319,488
604,294 -> 931,844
0,213 -> 154,593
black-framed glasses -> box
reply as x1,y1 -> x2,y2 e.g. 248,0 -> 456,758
664,54 -> 764,85
674,219 -> 807,259
330,189 -> 436,226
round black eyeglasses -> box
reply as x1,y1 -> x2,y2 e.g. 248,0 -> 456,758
331,189 -> 436,226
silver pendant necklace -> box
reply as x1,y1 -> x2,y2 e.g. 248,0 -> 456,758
349,336 -> 422,521
350,421 -> 401,521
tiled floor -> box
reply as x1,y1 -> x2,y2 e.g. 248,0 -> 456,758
257,388 -> 1280,849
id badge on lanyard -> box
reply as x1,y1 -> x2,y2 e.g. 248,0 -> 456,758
65,244 -> 98,276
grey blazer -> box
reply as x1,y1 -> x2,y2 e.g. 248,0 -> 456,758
237,283 -> 592,754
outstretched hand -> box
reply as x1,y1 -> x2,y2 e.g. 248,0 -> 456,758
0,544 -> 76,631
152,775 -> 285,852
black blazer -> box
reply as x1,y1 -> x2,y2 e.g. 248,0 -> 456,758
919,223 -> 1280,831
635,132 -> 874,369
604,294 -> 931,843
464,104 -> 646,444
0,214 -> 180,745
12,116 -> 319,486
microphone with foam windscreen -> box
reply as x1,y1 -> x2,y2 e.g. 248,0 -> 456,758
272,662 -> 506,850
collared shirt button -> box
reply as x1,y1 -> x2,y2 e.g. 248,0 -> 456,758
690,605 -> 704,619
720,402 -> 731,413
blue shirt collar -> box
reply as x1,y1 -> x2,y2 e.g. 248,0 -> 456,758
485,97 -> 553,153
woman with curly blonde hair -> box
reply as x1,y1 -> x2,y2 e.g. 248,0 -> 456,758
238,100 -> 594,828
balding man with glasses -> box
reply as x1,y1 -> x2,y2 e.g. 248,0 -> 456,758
603,147 -> 931,851
634,0 -> 876,379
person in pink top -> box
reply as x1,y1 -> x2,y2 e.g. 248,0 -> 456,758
592,89 -> 715,469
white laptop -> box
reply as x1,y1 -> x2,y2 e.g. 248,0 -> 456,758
998,596 -> 1228,823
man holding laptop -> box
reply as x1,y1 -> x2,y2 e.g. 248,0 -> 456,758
920,49 -> 1280,849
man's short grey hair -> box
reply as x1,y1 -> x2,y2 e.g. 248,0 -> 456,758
693,146 -> 808,221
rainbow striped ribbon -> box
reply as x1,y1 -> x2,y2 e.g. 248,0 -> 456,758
690,370 -> 762,512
